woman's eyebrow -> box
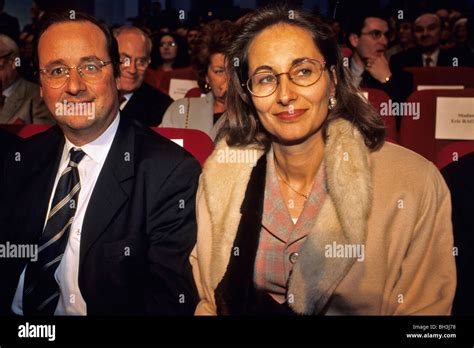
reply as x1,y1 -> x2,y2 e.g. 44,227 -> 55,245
252,57 -> 316,74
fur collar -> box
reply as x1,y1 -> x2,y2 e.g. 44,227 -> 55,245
201,118 -> 372,314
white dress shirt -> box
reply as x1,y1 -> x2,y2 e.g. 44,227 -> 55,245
350,57 -> 365,88
11,113 -> 120,315
422,48 -> 440,67
119,92 -> 133,110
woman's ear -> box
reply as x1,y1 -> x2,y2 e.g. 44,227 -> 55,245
330,65 -> 338,96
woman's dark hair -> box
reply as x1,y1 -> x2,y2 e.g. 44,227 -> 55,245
192,20 -> 236,91
219,5 -> 385,150
149,32 -> 190,69
32,11 -> 121,79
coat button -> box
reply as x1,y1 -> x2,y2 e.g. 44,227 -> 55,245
289,252 -> 299,264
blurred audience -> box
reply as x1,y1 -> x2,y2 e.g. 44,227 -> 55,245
114,26 -> 172,126
391,13 -> 473,70
0,0 -> 19,43
0,34 -> 51,124
386,18 -> 415,61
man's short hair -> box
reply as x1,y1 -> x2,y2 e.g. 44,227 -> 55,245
32,11 -> 121,78
0,34 -> 19,57
112,26 -> 153,57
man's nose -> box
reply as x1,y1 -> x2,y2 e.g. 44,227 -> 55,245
65,68 -> 86,95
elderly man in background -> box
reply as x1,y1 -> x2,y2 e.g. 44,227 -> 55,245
0,34 -> 52,124
391,13 -> 473,70
114,26 -> 172,126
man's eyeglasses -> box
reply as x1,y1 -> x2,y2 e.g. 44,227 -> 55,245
120,55 -> 151,70
244,58 -> 326,98
159,42 -> 177,48
39,57 -> 112,89
360,29 -> 391,40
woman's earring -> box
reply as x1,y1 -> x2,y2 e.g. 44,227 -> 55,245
328,96 -> 337,110
205,83 -> 211,92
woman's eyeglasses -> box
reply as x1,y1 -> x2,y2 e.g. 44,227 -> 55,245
245,58 -> 326,98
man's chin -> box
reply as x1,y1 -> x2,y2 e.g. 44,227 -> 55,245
56,115 -> 96,131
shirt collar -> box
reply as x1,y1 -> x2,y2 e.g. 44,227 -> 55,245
350,57 -> 365,78
63,112 -> 120,164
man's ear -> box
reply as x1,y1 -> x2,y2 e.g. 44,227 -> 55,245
348,33 -> 359,49
40,85 -> 43,98
115,76 -> 120,90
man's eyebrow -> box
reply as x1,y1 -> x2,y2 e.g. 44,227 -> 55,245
43,56 -> 103,67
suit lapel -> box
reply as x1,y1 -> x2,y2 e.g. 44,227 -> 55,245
79,119 -> 134,264
18,126 -> 63,241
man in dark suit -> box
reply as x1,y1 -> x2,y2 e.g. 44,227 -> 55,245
346,13 -> 412,103
114,26 -> 172,126
442,152 -> 474,315
0,127 -> 18,165
391,13 -> 473,71
0,11 -> 200,316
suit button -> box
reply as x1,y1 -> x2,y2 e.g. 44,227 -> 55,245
289,252 -> 299,264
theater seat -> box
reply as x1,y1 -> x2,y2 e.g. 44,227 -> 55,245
399,89 -> 474,162
184,87 -> 205,98
436,141 -> 474,169
152,127 -> 214,166
0,125 -> 214,167
404,67 -> 474,92
361,88 -> 398,143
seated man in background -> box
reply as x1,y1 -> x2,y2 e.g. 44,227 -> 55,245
114,26 -> 173,126
346,12 -> 412,103
0,34 -> 52,124
391,13 -> 473,70
0,11 -> 200,316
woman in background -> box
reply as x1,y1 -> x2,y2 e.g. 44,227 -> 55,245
145,32 -> 190,92
160,20 -> 236,140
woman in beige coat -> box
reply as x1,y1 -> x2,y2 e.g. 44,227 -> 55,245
191,6 -> 456,315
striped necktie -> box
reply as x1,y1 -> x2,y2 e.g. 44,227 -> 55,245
23,148 -> 86,315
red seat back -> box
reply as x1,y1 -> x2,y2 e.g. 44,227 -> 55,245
361,88 -> 398,143
0,125 -> 214,167
435,141 -> 474,169
404,67 -> 474,92
399,89 -> 474,162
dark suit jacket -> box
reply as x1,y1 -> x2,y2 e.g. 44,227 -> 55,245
442,153 -> 474,315
390,46 -> 473,71
0,128 -> 20,176
121,83 -> 173,126
0,118 -> 200,315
